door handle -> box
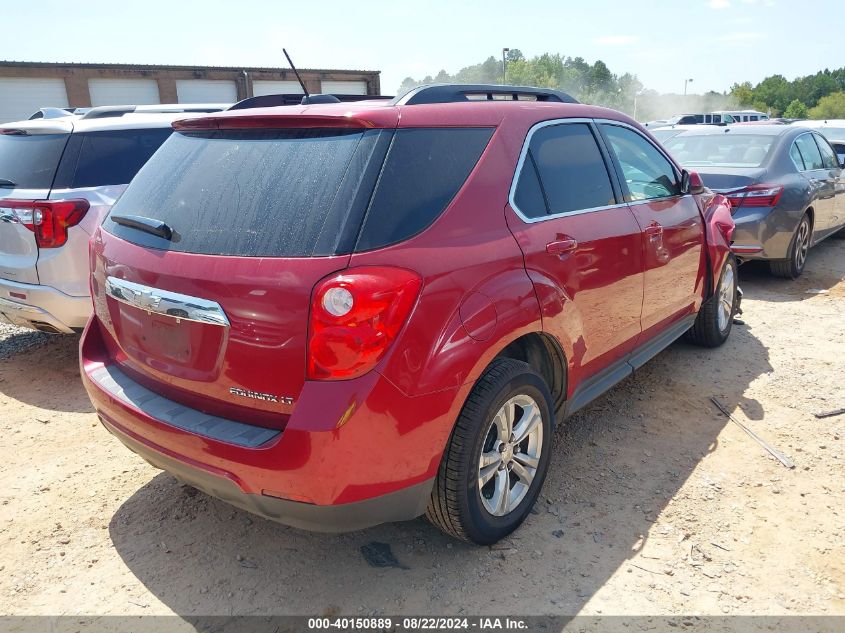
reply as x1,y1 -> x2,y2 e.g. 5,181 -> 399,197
645,223 -> 664,239
546,237 -> 578,256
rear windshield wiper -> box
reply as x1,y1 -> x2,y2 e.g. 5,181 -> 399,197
0,178 -> 17,187
111,214 -> 174,240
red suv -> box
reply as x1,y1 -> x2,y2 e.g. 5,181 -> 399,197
81,85 -> 737,544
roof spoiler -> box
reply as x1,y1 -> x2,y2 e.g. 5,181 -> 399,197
392,84 -> 579,106
81,104 -> 230,120
228,93 -> 392,110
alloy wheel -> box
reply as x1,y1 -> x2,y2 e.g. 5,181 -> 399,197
717,261 -> 736,332
794,219 -> 810,272
478,394 -> 544,517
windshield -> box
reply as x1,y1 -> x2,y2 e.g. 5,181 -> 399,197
650,129 -> 683,143
0,133 -> 69,189
663,133 -> 775,167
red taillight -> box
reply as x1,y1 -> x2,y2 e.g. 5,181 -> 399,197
725,184 -> 783,210
307,267 -> 422,380
0,199 -> 90,248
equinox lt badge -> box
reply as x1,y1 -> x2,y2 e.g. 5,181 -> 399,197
229,387 -> 293,405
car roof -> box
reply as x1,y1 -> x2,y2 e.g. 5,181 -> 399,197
791,119 -> 845,128
649,124 -> 701,132
171,100 -> 635,131
0,110 -> 224,134
667,124 -> 796,138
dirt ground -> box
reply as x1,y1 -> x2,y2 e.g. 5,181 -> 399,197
1,240 -> 843,619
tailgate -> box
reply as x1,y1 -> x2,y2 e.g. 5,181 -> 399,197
90,124 -> 394,429
92,231 -> 348,429
0,126 -> 72,285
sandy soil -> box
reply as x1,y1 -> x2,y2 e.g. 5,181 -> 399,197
0,239 -> 843,618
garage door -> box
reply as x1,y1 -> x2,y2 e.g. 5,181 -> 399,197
321,80 -> 368,95
0,78 -> 69,124
252,80 -> 304,96
88,79 -> 160,106
176,80 -> 237,103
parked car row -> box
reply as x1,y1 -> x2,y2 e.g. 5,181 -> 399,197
0,83 -> 747,544
650,122 -> 845,278
645,109 -> 770,128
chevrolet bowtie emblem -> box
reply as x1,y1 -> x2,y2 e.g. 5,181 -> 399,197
133,289 -> 162,313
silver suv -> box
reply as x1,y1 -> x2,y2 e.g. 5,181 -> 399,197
0,104 -> 227,333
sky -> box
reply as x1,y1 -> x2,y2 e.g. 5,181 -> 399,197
1,0 -> 838,96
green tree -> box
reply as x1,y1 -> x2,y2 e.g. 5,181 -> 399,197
808,92 -> 845,119
783,99 -> 808,119
730,82 -> 754,107
506,49 -> 525,63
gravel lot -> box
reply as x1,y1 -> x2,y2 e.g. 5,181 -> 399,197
0,240 -> 843,618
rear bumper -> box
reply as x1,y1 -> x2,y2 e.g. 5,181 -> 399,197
81,317 -> 467,532
0,278 -> 90,333
102,419 -> 433,532
731,206 -> 799,261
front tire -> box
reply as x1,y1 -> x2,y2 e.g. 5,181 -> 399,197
770,214 -> 811,279
426,358 -> 553,545
686,255 -> 737,348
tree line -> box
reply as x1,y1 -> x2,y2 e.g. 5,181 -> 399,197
398,51 -> 845,121
729,68 -> 845,119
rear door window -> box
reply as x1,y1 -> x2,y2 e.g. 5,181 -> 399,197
794,134 -> 824,170
600,124 -> 681,200
813,134 -> 840,170
0,133 -> 69,189
789,142 -> 806,170
512,155 -> 548,219
513,122 -> 616,217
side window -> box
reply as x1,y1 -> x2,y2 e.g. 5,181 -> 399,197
356,128 -> 493,251
600,124 -> 681,201
814,134 -> 839,170
72,128 -> 172,188
789,142 -> 806,171
794,134 -> 824,170
517,122 -> 616,216
512,154 -> 548,218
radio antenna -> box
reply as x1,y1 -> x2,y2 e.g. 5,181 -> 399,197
283,48 -> 310,97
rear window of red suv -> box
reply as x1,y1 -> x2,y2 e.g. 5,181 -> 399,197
103,126 -> 493,257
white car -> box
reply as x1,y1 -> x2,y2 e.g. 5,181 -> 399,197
791,119 -> 845,165
0,104 -> 228,333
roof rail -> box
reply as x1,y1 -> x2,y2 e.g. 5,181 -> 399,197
228,93 -> 393,111
81,104 -> 230,120
392,84 -> 579,106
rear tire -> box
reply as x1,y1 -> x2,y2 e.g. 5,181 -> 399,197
770,214 -> 811,279
686,255 -> 737,348
426,358 -> 553,545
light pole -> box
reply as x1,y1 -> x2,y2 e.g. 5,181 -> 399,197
684,78 -> 694,96
633,89 -> 645,120
502,48 -> 510,84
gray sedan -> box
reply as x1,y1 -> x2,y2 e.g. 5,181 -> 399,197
663,125 -> 845,278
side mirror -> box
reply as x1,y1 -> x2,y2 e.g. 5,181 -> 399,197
682,169 -> 705,195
